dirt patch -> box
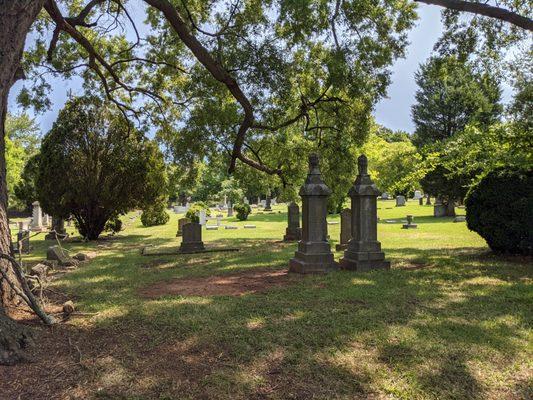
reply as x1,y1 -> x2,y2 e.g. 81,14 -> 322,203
139,268 -> 300,298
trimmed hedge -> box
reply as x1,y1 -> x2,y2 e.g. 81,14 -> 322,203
234,203 -> 251,221
141,202 -> 170,227
465,168 -> 532,254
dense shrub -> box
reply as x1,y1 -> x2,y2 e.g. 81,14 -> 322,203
185,202 -> 210,223
234,203 -> 251,221
104,217 -> 123,234
465,168 -> 532,254
141,201 -> 170,227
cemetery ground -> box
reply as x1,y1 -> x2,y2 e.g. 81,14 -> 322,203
2,202 -> 531,400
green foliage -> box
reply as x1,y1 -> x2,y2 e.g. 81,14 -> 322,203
465,168 -> 532,254
36,96 -> 167,240
185,202 -> 210,223
141,201 -> 170,227
412,56 -> 502,148
5,113 -> 40,209
104,217 -> 123,234
13,154 -> 40,211
234,203 -> 251,221
219,178 -> 244,205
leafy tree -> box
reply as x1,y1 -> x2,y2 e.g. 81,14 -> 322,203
412,55 -> 502,147
5,113 -> 40,208
36,96 -> 166,240
13,154 -> 40,211
141,200 -> 170,227
218,178 -> 244,206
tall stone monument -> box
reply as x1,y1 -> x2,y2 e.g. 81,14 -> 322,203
30,201 -> 43,231
227,201 -> 233,217
283,202 -> 301,241
340,155 -> 390,271
179,222 -> 205,253
289,154 -> 336,274
336,208 -> 352,251
264,192 -> 272,211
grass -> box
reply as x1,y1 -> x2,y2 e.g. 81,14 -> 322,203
6,200 -> 532,400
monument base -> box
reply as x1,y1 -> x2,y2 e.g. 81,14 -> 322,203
283,228 -> 301,242
339,250 -> 390,272
289,251 -> 337,274
179,241 -> 205,253
402,224 -> 418,229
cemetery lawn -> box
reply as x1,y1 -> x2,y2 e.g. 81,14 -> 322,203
3,201 -> 532,400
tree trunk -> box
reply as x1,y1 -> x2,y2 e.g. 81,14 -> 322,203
0,0 -> 45,365
445,201 -> 456,217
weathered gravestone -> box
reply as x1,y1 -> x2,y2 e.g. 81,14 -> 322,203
402,215 -> 418,229
433,198 -> 447,217
179,223 -> 205,253
336,208 -> 352,251
264,193 -> 272,211
413,190 -> 423,200
289,154 -> 336,274
381,192 -> 390,200
30,201 -> 43,231
227,201 -> 234,217
283,202 -> 301,241
47,245 -> 78,267
45,217 -> 67,240
340,155 -> 390,271
176,217 -> 191,237
396,195 -> 406,207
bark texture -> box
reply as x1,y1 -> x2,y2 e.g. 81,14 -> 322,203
0,0 -> 45,365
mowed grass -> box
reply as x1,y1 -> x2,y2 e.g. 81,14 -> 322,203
9,201 -> 532,400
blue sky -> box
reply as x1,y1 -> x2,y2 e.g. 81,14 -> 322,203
8,4 -> 469,135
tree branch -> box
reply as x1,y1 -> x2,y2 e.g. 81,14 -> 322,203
414,0 -> 533,31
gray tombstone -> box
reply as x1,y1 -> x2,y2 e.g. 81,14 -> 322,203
433,198 -> 447,217
381,192 -> 390,200
289,154 -> 336,274
413,190 -> 423,200
396,195 -> 406,207
340,155 -> 390,271
176,217 -> 191,237
227,201 -> 234,217
419,197 -> 424,206
402,215 -> 418,229
45,217 -> 67,240
336,208 -> 352,251
179,222 -> 205,253
283,202 -> 301,241
264,193 -> 272,211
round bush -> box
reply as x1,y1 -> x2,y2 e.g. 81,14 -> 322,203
104,217 -> 123,234
234,203 -> 251,221
465,168 -> 532,254
141,202 -> 170,227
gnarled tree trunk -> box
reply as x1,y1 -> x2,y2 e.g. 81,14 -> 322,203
0,0 -> 45,365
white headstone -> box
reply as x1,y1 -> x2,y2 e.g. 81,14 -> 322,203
413,190 -> 423,200
199,209 -> 207,226
31,201 -> 43,230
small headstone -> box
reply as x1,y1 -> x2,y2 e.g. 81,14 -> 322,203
45,217 -> 68,240
206,226 -> 218,230
413,190 -> 423,200
264,194 -> 272,211
453,216 -> 466,222
283,202 -> 301,241
227,201 -> 233,217
176,217 -> 191,237
402,215 -> 418,229
434,199 -> 447,217
179,223 -> 205,253
73,252 -> 92,261
336,208 -> 352,251
225,225 -> 238,230
381,192 -> 390,200
396,195 -> 406,207
244,225 -> 256,229
30,263 -> 49,277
